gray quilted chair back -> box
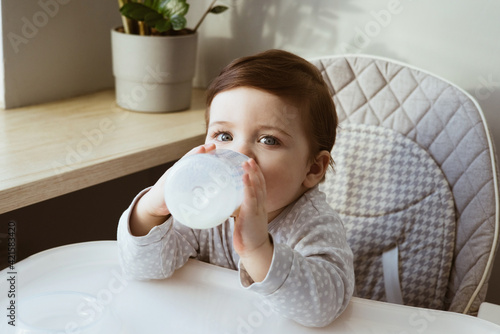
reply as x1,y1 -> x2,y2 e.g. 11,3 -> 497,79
310,55 -> 499,315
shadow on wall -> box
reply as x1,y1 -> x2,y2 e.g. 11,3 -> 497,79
196,0 -> 361,87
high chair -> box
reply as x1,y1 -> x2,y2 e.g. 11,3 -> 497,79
311,55 -> 500,315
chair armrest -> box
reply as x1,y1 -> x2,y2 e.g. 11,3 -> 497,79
478,302 -> 500,326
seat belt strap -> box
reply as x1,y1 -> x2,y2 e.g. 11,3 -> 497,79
382,245 -> 404,305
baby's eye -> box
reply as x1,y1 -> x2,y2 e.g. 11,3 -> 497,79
259,136 -> 279,146
216,132 -> 233,142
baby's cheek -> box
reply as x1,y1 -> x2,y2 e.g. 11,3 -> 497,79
264,178 -> 288,208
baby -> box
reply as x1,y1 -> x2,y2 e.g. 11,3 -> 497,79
117,49 -> 354,327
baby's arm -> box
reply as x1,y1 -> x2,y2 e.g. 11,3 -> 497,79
240,207 -> 355,327
117,194 -> 201,280
233,158 -> 274,282
117,144 -> 216,280
129,143 -> 217,236
234,162 -> 354,327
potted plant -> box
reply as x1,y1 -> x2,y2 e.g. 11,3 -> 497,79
111,0 -> 227,112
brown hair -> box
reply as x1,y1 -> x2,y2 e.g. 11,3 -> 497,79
205,49 -> 337,169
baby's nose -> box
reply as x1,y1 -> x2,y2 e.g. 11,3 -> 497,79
233,144 -> 255,161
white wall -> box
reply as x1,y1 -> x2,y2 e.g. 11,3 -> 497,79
1,0 -> 500,304
0,0 -> 121,108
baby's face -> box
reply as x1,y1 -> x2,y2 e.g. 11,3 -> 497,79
206,87 -> 313,221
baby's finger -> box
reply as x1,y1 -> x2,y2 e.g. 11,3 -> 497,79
185,145 -> 204,156
186,143 -> 216,156
204,143 -> 217,152
242,162 -> 258,202
248,159 -> 266,203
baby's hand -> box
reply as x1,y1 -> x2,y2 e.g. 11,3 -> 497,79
233,159 -> 274,282
130,143 -> 216,236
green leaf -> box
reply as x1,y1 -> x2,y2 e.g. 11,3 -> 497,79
145,0 -> 172,15
166,0 -> 189,17
143,0 -> 155,8
158,0 -> 173,14
120,3 -> 157,21
120,0 -> 190,33
144,11 -> 163,22
144,11 -> 169,31
170,14 -> 187,30
154,18 -> 172,32
210,5 -> 228,14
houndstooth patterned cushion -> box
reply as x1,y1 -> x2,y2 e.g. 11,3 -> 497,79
310,55 -> 498,314
320,123 -> 456,309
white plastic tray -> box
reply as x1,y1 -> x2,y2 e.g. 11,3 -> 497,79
1,241 -> 499,333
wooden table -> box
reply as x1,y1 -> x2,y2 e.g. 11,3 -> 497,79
0,89 -> 206,214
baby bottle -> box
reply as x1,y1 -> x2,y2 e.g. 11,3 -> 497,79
164,149 -> 249,229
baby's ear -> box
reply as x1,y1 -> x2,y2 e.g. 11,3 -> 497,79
303,150 -> 331,188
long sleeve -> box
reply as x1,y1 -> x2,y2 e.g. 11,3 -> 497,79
239,188 -> 355,327
117,188 -> 200,280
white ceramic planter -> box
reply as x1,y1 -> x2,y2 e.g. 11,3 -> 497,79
111,29 -> 197,112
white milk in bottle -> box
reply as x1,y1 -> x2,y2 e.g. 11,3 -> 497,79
164,149 -> 249,229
